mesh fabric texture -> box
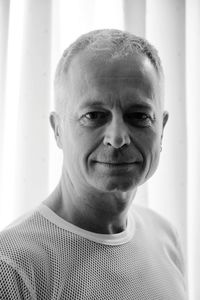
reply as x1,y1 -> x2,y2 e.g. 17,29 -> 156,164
0,203 -> 187,299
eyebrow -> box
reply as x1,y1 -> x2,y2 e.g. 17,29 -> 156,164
79,101 -> 105,109
78,99 -> 154,111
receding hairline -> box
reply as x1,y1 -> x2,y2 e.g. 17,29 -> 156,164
54,29 -> 164,116
55,29 -> 163,80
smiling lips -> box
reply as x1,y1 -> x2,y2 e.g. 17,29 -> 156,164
93,161 -> 140,173
93,160 -> 140,166
96,162 -> 136,165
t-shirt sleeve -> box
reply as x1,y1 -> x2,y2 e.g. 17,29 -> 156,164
0,259 -> 31,300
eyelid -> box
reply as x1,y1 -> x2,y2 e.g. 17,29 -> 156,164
126,111 -> 152,117
124,112 -> 155,127
79,110 -> 110,127
80,111 -> 153,120
85,111 -> 109,118
80,110 -> 109,118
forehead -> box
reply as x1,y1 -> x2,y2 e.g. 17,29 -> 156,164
63,49 -> 162,109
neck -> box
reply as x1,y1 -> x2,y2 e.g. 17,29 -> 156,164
44,170 -> 137,234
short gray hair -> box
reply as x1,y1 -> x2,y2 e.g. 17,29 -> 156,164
54,29 -> 163,116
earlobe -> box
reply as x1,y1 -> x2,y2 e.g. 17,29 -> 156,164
163,111 -> 169,129
161,111 -> 169,141
49,112 -> 63,149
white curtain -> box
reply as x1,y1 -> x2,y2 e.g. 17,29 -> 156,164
0,0 -> 199,298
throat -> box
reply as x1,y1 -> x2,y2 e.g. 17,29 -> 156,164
43,181 -> 134,234
74,212 -> 128,234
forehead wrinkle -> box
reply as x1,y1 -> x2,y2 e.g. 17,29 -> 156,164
66,50 -> 162,113
82,70 -> 158,104
68,49 -> 150,84
77,94 -> 120,111
78,90 -> 155,112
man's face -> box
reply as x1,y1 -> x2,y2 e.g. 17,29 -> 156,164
55,50 -> 168,193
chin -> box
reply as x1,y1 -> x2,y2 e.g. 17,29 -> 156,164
93,177 -> 138,193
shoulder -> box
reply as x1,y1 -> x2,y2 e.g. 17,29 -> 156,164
0,209 -> 43,298
0,207 -> 48,271
132,204 -> 178,241
131,204 -> 186,277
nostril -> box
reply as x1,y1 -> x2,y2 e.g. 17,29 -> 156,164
104,135 -> 130,149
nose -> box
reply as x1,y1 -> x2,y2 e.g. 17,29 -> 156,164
103,114 -> 131,149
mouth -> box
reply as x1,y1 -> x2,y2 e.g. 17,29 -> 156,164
96,162 -> 136,165
93,160 -> 140,165
93,161 -> 141,171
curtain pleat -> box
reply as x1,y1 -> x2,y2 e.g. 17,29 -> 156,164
14,0 -> 52,215
186,0 -> 200,299
0,0 -> 26,227
0,0 -> 10,212
145,0 -> 187,255
0,0 -> 52,225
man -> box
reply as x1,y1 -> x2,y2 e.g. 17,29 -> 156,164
0,29 -> 187,299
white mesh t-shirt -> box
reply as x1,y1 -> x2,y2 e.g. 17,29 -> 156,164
0,203 -> 187,299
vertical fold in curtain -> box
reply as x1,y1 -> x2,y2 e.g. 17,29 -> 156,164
0,0 -> 53,228
186,1 -> 200,299
0,0 -> 10,205
13,0 -> 52,216
123,0 -> 146,37
145,0 -> 187,256
0,0 -> 26,228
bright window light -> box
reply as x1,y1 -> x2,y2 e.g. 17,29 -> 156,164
0,0 -> 25,230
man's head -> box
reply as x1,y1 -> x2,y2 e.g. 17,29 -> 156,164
50,29 -> 168,194
54,29 -> 164,118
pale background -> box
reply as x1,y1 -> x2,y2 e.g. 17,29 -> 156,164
0,0 -> 199,299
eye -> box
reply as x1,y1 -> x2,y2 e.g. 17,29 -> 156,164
125,112 -> 154,127
80,111 -> 109,126
84,112 -> 106,120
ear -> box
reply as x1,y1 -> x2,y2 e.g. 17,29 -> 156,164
49,112 -> 63,149
161,110 -> 169,141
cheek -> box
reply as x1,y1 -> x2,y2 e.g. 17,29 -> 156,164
63,125 -> 101,167
147,129 -> 161,160
140,128 -> 162,180
133,126 -> 161,167
135,126 -> 160,151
